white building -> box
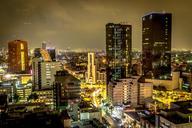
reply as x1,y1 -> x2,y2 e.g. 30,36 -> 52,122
34,89 -> 53,106
32,58 -> 61,89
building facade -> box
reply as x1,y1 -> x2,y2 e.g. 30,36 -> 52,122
142,12 -> 172,79
8,40 -> 29,73
53,70 -> 81,109
32,57 -> 61,90
86,52 -> 97,84
108,76 -> 153,106
96,69 -> 106,84
106,23 -> 132,84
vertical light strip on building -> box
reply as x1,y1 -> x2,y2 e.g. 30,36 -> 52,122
20,43 -> 25,71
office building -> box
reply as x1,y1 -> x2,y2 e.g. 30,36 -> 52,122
106,23 -> 132,84
33,89 -> 54,107
142,12 -> 172,79
16,85 -> 32,102
8,40 -> 29,73
32,57 -> 61,90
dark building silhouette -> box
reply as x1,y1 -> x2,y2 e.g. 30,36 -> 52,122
0,94 -> 7,113
47,48 -> 56,61
106,23 -> 132,84
53,70 -> 81,109
142,12 -> 172,79
8,40 -> 29,73
42,42 -> 47,50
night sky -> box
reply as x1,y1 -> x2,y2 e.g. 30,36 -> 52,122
0,0 -> 192,50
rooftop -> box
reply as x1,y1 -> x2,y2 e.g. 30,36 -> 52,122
125,112 -> 140,122
160,113 -> 190,124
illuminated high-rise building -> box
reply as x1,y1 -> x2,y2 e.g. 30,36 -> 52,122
106,23 -> 132,84
8,40 -> 29,73
86,52 -> 97,84
142,12 -> 172,79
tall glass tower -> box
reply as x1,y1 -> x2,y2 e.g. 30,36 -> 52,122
142,12 -> 172,79
106,23 -> 132,84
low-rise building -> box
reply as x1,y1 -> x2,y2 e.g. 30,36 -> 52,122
124,110 -> 155,128
80,108 -> 102,121
16,86 -> 32,102
156,100 -> 192,128
33,89 -> 53,107
145,72 -> 183,90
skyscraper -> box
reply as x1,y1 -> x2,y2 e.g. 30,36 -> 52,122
86,52 -> 97,84
8,40 -> 29,73
106,23 -> 132,84
142,12 -> 172,79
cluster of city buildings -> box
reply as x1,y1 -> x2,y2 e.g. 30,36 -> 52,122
104,12 -> 192,128
0,12 -> 192,128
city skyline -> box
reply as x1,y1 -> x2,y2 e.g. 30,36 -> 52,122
0,0 -> 192,50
